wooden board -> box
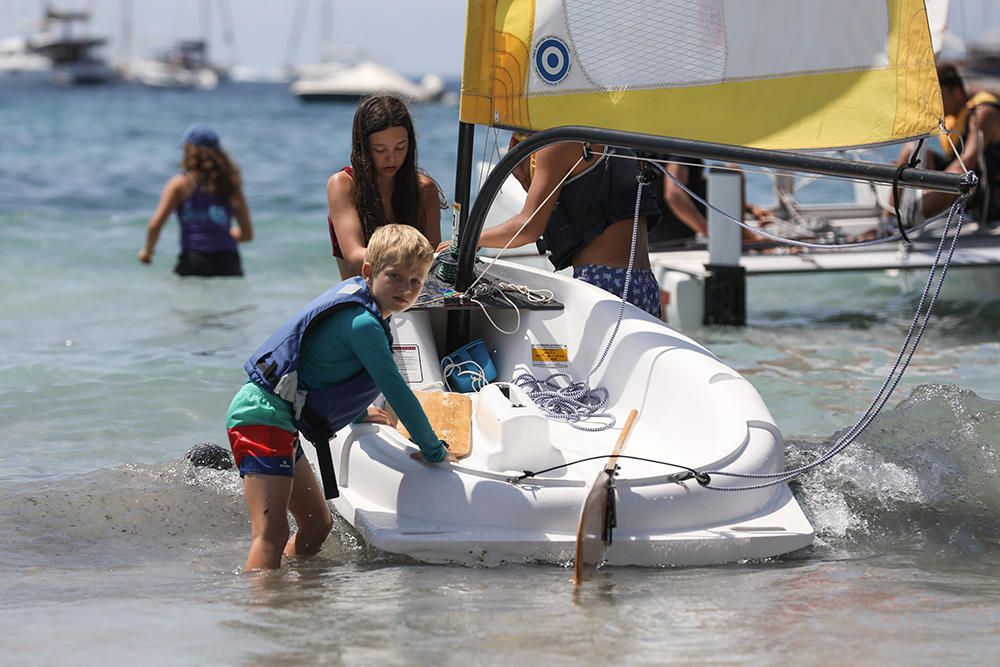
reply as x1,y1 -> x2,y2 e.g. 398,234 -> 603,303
386,390 -> 473,459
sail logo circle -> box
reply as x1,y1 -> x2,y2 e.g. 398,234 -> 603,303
534,37 -> 570,85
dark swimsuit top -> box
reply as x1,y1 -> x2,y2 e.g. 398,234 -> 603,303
327,166 -> 353,259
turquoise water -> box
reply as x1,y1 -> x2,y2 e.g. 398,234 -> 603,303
2,83 -> 999,666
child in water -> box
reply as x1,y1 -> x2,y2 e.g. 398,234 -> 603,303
139,125 -> 253,276
226,224 -> 456,571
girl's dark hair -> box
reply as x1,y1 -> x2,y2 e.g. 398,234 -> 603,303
350,95 -> 421,240
182,144 -> 242,202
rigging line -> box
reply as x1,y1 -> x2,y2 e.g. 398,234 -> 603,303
469,289 -> 521,335
507,454 -> 705,483
941,121 -> 970,174
587,181 -> 642,381
702,196 -> 968,491
710,199 -> 963,485
475,125 -> 494,194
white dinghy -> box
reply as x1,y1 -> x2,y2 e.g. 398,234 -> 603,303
304,0 -> 974,571
306,255 -> 814,567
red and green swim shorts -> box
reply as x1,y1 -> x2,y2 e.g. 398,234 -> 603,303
227,424 -> 304,478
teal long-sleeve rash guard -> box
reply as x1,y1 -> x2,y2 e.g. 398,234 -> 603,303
298,304 -> 446,461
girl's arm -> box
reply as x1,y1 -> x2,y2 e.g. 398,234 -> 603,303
477,142 -> 578,249
664,163 -> 708,236
326,171 -> 368,277
417,174 -> 443,247
139,175 -> 186,263
230,191 -> 254,242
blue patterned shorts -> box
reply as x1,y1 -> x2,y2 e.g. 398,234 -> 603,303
573,264 -> 661,318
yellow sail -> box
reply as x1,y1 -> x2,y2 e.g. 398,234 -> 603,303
459,0 -> 943,150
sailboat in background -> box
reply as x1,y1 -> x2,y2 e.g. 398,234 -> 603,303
0,4 -> 114,85
285,0 -> 445,102
303,0 -> 971,570
121,0 -> 233,90
128,39 -> 220,90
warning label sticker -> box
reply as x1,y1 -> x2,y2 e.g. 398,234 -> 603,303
531,344 -> 568,367
392,344 -> 423,383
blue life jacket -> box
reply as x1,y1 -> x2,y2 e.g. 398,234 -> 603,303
540,147 -> 660,270
243,276 -> 392,446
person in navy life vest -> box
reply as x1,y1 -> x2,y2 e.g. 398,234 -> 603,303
226,224 -> 457,571
139,125 -> 253,277
326,95 -> 445,280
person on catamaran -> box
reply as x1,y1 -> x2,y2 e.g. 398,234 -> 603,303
645,154 -> 772,248
903,64 -> 1000,222
326,95 -> 444,279
226,224 -> 456,571
139,125 -> 253,277
446,133 -> 663,318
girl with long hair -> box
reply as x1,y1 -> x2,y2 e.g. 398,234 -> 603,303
326,95 -> 443,278
139,125 -> 253,277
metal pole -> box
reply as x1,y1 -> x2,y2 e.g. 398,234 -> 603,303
704,169 -> 745,325
448,121 -> 477,352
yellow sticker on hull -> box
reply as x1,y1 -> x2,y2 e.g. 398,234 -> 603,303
531,344 -> 568,366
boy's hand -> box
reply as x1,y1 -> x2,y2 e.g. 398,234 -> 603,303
409,450 -> 459,464
361,406 -> 397,427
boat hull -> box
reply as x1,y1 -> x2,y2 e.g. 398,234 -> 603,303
303,259 -> 813,567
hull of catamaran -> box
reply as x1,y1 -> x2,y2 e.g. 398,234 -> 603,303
653,235 -> 1000,329
304,258 -> 813,567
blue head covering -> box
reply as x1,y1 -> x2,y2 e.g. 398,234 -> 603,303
182,124 -> 221,150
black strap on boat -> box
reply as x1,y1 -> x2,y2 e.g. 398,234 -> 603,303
892,137 -> 925,244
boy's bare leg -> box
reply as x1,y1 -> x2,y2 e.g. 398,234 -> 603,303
242,474 -> 293,570
285,456 -> 334,557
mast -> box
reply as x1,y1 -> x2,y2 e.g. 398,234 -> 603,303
447,121 -> 477,350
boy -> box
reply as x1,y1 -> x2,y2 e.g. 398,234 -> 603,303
226,224 -> 455,571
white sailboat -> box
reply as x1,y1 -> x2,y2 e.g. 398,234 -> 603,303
284,0 -> 444,103
291,57 -> 444,103
302,0 -> 971,571
128,39 -> 220,90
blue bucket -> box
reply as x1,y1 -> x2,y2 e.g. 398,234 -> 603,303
442,338 -> 497,392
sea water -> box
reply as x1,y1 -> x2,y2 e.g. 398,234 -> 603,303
1,83 -> 999,666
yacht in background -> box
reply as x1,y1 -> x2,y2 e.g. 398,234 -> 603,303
127,39 -> 220,90
283,0 -> 444,103
0,7 -> 114,85
290,55 -> 444,103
